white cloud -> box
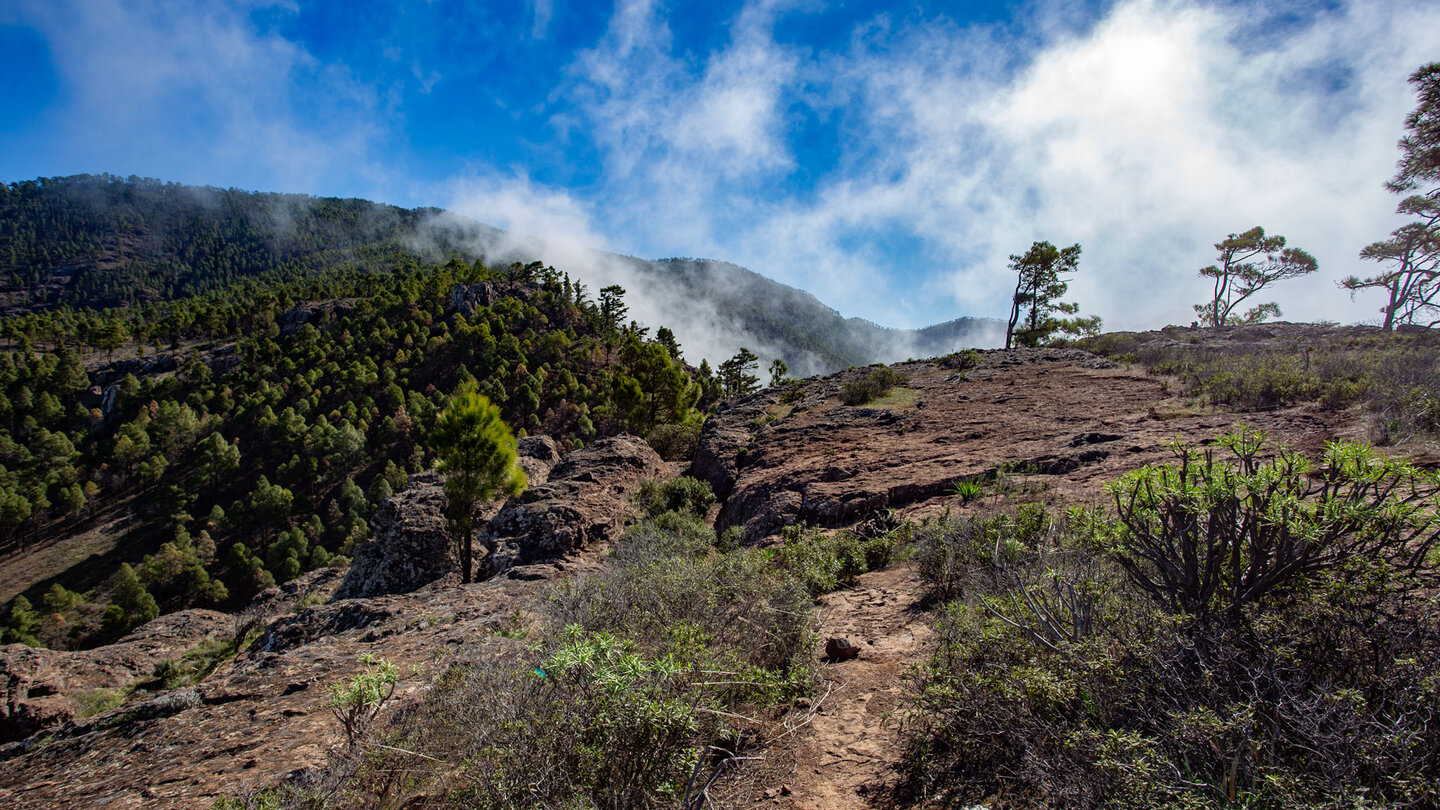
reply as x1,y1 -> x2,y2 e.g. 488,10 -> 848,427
531,0 -> 553,40
11,0 -> 393,197
551,0 -> 1440,330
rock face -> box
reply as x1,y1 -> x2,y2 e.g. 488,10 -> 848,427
335,436 -> 562,600
481,434 -> 665,574
334,472 -> 451,600
0,609 -> 230,743
694,348 -> 1342,543
277,299 -> 356,336
449,280 -> 532,318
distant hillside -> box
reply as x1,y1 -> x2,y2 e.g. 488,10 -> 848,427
0,174 -> 1003,372
629,259 -> 1000,373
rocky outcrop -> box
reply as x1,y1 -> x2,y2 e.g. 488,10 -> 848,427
696,349 -> 1342,544
277,299 -> 356,336
690,391 -> 776,502
449,280 -> 532,318
0,609 -> 230,743
335,436 -> 562,599
0,572 -> 542,808
334,472 -> 451,600
481,435 -> 665,574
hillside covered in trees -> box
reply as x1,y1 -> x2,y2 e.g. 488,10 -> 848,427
0,175 -> 1002,374
0,254 -> 719,648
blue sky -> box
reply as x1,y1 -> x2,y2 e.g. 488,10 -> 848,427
2,0 -> 1439,333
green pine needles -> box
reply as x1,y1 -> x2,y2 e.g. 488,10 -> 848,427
429,382 -> 527,583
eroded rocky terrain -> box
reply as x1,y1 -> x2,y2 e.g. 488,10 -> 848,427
0,346 -> 1369,807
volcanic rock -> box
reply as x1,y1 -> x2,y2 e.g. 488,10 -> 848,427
333,472 -> 451,600
449,280 -> 532,318
335,435 -> 561,599
0,574 -> 540,808
0,609 -> 230,743
695,347 -> 1342,543
480,434 -> 665,575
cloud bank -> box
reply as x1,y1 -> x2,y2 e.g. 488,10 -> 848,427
508,0 -> 1440,331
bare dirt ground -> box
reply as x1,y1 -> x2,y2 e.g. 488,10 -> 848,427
0,506 -> 134,604
776,564 -> 932,809
708,563 -> 934,810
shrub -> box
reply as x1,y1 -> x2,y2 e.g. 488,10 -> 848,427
646,421 -> 702,461
840,365 -> 908,405
314,514 -> 817,809
939,349 -> 984,371
327,653 -> 398,747
635,475 -> 716,519
913,504 -> 1051,603
950,478 -> 983,503
1108,428 -> 1440,624
900,433 -> 1440,808
774,524 -> 868,596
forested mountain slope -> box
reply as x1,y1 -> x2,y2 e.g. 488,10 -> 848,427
0,258 -> 714,651
0,175 -> 1001,374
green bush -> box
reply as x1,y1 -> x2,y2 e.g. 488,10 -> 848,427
913,504 -> 1050,603
635,475 -> 716,518
1108,429 -> 1440,624
646,420 -> 702,461
939,349 -> 984,371
840,365 -> 908,405
950,478 -> 983,503
774,524 -> 868,596
327,653 -> 399,747
899,434 -> 1440,808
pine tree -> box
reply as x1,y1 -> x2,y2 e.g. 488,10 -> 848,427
1195,227 -> 1316,327
429,382 -> 526,583
1005,241 -> 1100,348
1344,64 -> 1440,329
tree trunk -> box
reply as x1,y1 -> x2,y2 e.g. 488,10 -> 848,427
460,516 -> 473,584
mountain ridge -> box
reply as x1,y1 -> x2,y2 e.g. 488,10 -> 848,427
0,174 -> 1003,373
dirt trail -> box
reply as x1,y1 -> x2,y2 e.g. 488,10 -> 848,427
773,563 -> 932,809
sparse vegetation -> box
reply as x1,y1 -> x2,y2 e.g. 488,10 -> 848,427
949,478 -> 983,504
327,653 -> 399,748
151,635 -> 250,690
282,507 -> 818,809
1080,328 -> 1440,442
840,365 -> 907,405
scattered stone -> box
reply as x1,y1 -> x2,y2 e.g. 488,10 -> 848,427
825,637 -> 861,661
